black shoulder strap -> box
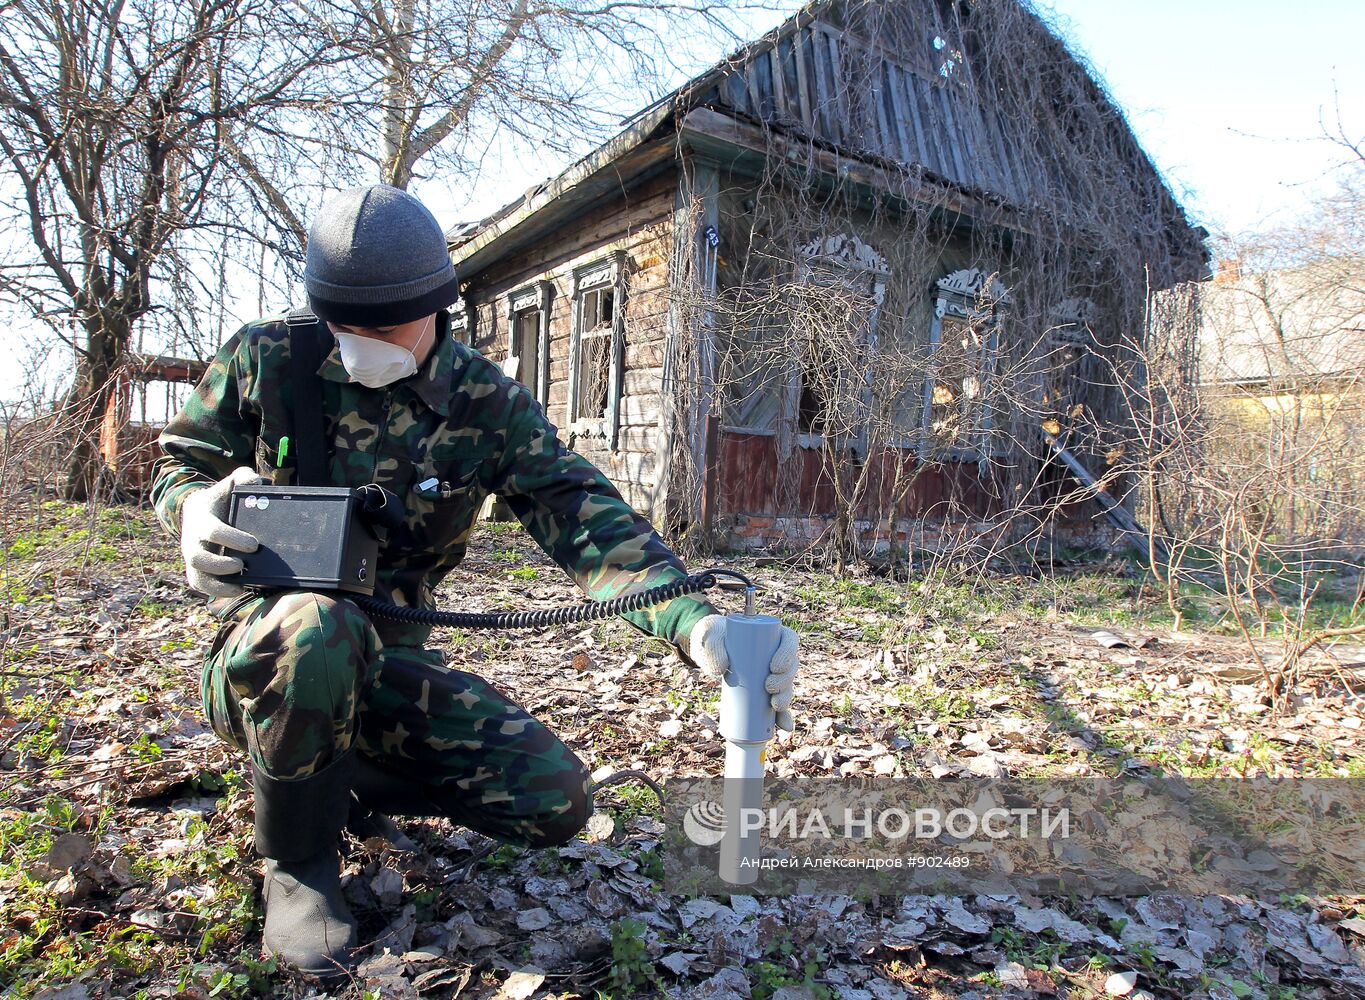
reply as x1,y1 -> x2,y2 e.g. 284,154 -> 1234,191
286,308 -> 328,487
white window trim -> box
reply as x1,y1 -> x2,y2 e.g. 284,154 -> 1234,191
920,268 -> 1010,467
567,252 -> 626,447
506,280 -> 551,402
449,304 -> 472,346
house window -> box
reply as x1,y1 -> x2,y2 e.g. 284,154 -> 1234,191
793,234 -> 888,447
922,268 -> 1009,461
506,281 -> 549,401
569,254 -> 625,445
449,306 -> 472,347
575,286 -> 613,419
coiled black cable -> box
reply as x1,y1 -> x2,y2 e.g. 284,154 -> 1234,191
351,568 -> 753,630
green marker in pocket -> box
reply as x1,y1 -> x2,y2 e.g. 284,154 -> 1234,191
277,436 -> 290,465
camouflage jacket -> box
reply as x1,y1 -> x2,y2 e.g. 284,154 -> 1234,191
152,311 -> 715,650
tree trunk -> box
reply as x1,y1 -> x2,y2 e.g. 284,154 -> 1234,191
62,314 -> 129,501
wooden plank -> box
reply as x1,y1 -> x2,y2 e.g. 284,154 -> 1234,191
979,101 -> 1016,203
474,174 -> 677,291
934,84 -> 972,188
884,62 -> 915,165
962,96 -> 998,195
677,108 -> 1040,238
622,366 -> 665,394
453,135 -> 676,277
986,104 -> 1018,203
775,35 -> 797,121
810,24 -> 836,142
902,70 -> 940,178
825,28 -> 850,146
872,58 -> 899,162
961,96 -> 998,195
749,48 -> 776,121
1042,431 -> 1160,559
920,78 -> 956,183
723,68 -> 750,115
619,395 -> 661,429
792,26 -> 815,133
993,108 -> 1026,201
775,35 -> 797,122
625,341 -> 667,367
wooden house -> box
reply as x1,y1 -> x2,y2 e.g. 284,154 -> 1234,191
448,0 -> 1208,557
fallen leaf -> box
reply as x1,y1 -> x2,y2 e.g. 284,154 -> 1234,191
516,907 -> 552,931
1105,970 -> 1138,996
44,833 -> 93,873
498,969 -> 546,1000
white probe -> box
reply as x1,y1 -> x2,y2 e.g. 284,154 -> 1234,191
718,585 -> 782,885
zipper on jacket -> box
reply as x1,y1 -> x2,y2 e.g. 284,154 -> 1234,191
372,390 -> 394,481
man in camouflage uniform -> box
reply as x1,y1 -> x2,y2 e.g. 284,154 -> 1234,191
152,185 -> 798,981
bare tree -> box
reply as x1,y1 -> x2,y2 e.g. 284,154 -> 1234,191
1,0 -> 761,498
1111,155 -> 1365,704
0,0 -> 349,498
321,0 -> 746,191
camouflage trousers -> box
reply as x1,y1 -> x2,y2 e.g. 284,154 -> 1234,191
202,590 -> 590,848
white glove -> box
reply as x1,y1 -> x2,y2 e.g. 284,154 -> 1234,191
691,614 -> 799,732
179,467 -> 265,599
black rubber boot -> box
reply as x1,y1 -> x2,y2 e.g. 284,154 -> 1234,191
253,752 -> 358,983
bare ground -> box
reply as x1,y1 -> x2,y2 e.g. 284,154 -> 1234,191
1,496 -> 1363,1000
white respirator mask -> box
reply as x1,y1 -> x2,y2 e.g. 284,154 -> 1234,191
333,315 -> 433,389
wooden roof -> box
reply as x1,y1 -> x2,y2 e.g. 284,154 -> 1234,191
677,3 -> 1038,206
451,0 -> 1206,279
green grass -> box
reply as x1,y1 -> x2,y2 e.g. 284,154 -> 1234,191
888,683 -> 976,722
1,501 -> 173,611
608,918 -> 657,996
136,599 -> 178,618
474,518 -> 523,537
0,798 -> 108,993
0,774 -> 262,998
598,781 -> 663,823
794,576 -> 905,614
2,501 -> 133,565
664,688 -> 719,718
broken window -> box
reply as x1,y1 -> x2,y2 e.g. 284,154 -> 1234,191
721,325 -> 784,432
923,268 -> 1008,460
570,254 -> 625,446
506,282 -> 549,402
932,34 -> 964,79
792,234 -> 888,447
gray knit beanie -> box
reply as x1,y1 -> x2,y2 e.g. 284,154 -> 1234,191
304,185 -> 459,326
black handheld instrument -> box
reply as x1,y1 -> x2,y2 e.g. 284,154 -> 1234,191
225,484 -> 751,628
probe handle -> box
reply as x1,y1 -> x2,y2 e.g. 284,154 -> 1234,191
718,613 -> 780,885
718,614 -> 780,743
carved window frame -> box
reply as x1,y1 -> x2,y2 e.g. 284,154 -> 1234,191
789,233 -> 889,454
449,303 -> 473,347
505,280 -> 551,403
568,252 -> 626,448
921,267 -> 1009,465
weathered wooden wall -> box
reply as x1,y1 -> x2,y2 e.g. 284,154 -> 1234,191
461,168 -> 680,516
687,2 -> 1037,209
688,155 -> 1113,550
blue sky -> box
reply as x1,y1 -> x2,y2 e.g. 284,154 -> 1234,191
1035,0 -> 1363,235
